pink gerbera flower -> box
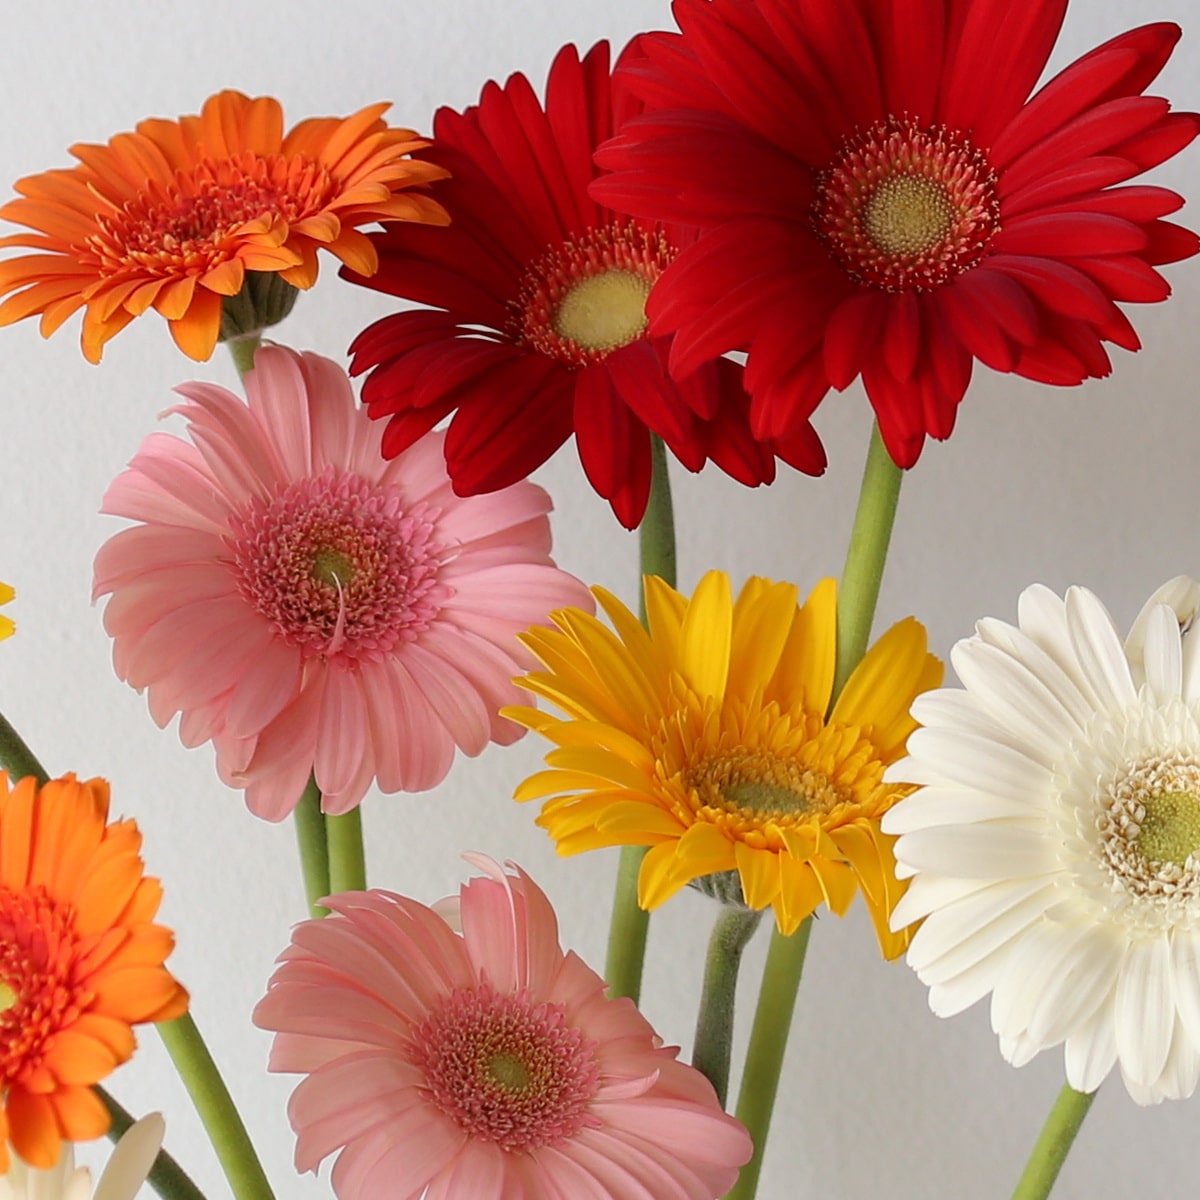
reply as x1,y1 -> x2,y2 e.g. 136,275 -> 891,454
93,346 -> 591,819
253,856 -> 752,1199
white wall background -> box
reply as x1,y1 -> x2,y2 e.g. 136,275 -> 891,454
0,1 -> 1198,1197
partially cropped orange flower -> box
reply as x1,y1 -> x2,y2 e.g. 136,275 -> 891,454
0,773 -> 187,1170
0,90 -> 449,362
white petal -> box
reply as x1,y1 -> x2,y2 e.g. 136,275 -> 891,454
892,727 -> 1053,801
1028,925 -> 1124,1048
94,1113 -> 166,1200
999,1032 -> 1042,1068
951,638 -> 1082,766
894,820 -> 1055,880
975,616 -> 1096,727
883,785 -> 1039,835
907,876 -> 1052,975
928,953 -> 1008,1017
1151,1016 -> 1200,1102
1183,623 -> 1200,704
911,883 -> 1053,985
1064,997 -> 1118,1093
990,919 -> 1075,1042
1065,586 -> 1136,711
909,688 -> 1007,737
1126,576 -> 1200,681
1114,936 -> 1174,1086
889,872 -> 998,929
1138,604 -> 1184,703
1170,930 -> 1200,1049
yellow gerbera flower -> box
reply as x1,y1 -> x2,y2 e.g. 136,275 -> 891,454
508,571 -> 942,957
0,582 -> 13,640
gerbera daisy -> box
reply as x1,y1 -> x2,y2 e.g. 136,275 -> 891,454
593,2 -> 1200,467
884,578 -> 1200,1103
0,584 -> 12,641
0,774 -> 186,1169
0,90 -> 449,362
507,571 -> 942,954
253,856 -> 752,1199
0,1113 -> 164,1200
93,345 -> 591,821
344,41 -> 826,530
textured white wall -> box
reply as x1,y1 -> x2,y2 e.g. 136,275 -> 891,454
0,1 -> 1198,1196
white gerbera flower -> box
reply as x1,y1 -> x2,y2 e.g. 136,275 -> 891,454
0,1115 -> 164,1200
882,579 -> 1200,1105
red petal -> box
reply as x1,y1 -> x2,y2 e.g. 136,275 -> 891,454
992,212 -> 1147,257
822,291 -> 888,390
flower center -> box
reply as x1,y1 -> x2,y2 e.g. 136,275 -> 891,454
813,117 -> 999,291
0,887 -> 86,1086
690,750 -> 845,818
229,467 -> 449,663
513,223 -> 674,367
408,985 -> 601,1152
85,155 -> 333,276
1135,789 -> 1200,868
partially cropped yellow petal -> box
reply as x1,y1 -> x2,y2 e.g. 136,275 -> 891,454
0,580 -> 13,640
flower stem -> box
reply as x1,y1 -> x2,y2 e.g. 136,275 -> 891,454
692,906 -> 764,1107
726,917 -> 813,1200
293,777 -> 330,918
327,807 -> 367,894
226,334 -> 261,379
1010,1084 -> 1097,1200
97,1085 -> 207,1200
605,435 -> 677,1002
728,420 -> 904,1198
832,421 -> 904,698
157,1014 -> 275,1200
0,710 -> 48,785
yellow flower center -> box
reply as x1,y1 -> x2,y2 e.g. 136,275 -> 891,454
813,116 -> 999,291
863,174 -> 955,258
552,270 -> 651,353
1136,789 -> 1200,868
0,984 -> 15,1014
513,223 -> 674,367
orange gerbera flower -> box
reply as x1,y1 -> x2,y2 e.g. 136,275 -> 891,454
0,90 -> 449,362
0,773 -> 187,1169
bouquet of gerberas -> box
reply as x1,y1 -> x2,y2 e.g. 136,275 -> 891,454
0,2 -> 1197,1198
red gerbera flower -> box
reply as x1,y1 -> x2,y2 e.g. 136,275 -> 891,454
593,1 -> 1200,467
344,41 -> 826,530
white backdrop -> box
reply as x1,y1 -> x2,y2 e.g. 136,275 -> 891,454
1,1 -> 1198,1197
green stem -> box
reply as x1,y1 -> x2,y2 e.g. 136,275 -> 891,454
225,333 -> 261,379
293,777 -> 330,918
97,1086 -> 207,1200
327,807 -> 367,894
726,918 -> 813,1200
605,436 -> 677,1003
157,1015 -> 275,1200
0,710 -> 48,785
692,907 -> 764,1107
1010,1085 -> 1097,1200
832,422 -> 904,698
728,420 -> 904,1199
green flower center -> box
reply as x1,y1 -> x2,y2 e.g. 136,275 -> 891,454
1137,789 -> 1200,867
311,547 -> 355,588
695,751 -> 843,817
488,1052 -> 531,1091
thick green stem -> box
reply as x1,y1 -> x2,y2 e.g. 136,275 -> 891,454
832,422 -> 904,698
293,777 -> 330,918
98,1086 -> 207,1200
605,436 -> 677,1003
1010,1085 -> 1097,1200
328,807 -> 367,894
0,710 -> 48,785
728,420 -> 904,1199
692,907 -> 764,1106
726,918 -> 813,1200
156,1015 -> 275,1200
